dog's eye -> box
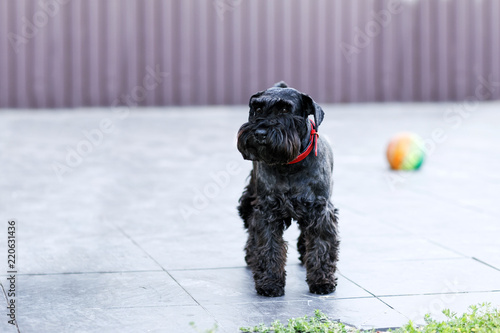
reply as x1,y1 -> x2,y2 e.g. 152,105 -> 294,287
281,108 -> 289,114
255,108 -> 262,114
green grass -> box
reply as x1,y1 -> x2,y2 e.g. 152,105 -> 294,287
240,310 -> 358,333
391,303 -> 500,333
238,303 -> 500,333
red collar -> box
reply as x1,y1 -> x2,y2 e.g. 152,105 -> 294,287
288,120 -> 319,164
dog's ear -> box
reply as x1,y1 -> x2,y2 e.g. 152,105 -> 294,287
273,81 -> 288,88
301,94 -> 325,128
248,91 -> 265,107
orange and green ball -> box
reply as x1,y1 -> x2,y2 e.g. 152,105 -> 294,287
386,133 -> 425,170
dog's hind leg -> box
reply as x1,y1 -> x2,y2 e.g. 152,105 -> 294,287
297,230 -> 306,265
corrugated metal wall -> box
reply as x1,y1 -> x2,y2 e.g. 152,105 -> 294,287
0,0 -> 499,108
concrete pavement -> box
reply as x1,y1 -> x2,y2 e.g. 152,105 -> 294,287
1,103 -> 499,332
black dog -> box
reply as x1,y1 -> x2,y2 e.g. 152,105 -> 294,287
237,82 -> 339,297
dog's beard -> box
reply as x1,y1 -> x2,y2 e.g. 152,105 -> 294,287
237,116 -> 304,165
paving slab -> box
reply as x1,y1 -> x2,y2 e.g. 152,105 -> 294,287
338,208 -> 407,238
17,305 -> 215,333
6,271 -> 203,332
339,258 -> 500,297
13,271 -> 198,309
339,235 -> 463,263
170,266 -> 371,306
8,218 -> 160,275
206,297 -> 409,332
381,291 -> 500,326
0,103 -> 499,331
424,230 -> 500,270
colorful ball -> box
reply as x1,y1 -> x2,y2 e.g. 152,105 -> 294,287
386,133 -> 425,170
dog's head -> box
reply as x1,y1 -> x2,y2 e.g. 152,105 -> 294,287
237,81 -> 324,165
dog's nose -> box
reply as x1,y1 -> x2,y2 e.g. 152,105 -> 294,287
255,128 -> 267,143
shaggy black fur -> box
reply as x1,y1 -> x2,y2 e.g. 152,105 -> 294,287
237,82 -> 340,297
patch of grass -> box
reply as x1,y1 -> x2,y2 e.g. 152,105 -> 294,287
239,303 -> 500,333
240,309 -> 357,333
391,303 -> 500,333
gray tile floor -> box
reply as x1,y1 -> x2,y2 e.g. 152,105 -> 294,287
0,103 -> 499,332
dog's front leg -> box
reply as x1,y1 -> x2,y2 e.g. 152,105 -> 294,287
247,212 -> 288,297
300,203 -> 340,295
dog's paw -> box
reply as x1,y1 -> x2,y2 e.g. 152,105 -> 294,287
256,285 -> 285,297
309,282 -> 337,295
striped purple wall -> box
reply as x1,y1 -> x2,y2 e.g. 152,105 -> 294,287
0,0 -> 499,108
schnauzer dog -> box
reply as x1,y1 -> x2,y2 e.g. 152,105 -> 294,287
237,81 -> 339,297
